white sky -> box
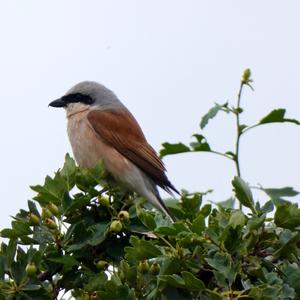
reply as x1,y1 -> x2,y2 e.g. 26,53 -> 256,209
0,1 -> 299,229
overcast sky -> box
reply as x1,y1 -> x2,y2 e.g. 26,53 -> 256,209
0,1 -> 299,229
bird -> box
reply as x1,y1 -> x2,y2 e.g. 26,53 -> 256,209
49,81 -> 179,221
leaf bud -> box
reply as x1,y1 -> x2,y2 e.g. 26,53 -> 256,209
97,195 -> 110,207
47,202 -> 59,216
137,260 -> 149,274
25,262 -> 37,277
149,262 -> 160,275
96,260 -> 109,270
44,218 -> 57,230
242,68 -> 251,84
27,213 -> 40,226
109,220 -> 123,232
41,208 -> 52,220
118,210 -> 130,222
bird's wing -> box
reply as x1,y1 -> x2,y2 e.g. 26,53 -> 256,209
87,108 -> 179,194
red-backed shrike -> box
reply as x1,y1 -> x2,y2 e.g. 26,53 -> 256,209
49,81 -> 178,221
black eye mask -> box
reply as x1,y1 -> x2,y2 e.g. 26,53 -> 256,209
61,93 -> 94,105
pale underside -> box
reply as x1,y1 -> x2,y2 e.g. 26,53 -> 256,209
65,103 -> 171,216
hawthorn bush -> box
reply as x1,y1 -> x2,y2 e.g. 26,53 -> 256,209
0,70 -> 300,299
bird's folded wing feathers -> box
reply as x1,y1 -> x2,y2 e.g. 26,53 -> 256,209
87,109 -> 178,194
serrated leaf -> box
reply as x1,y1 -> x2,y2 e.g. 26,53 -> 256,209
159,274 -> 185,288
181,271 -> 205,290
259,108 -> 300,125
191,214 -> 205,235
154,226 -> 178,236
160,142 -> 190,158
228,211 -> 246,229
260,200 -> 274,214
48,255 -> 79,272
216,197 -> 235,209
200,102 -> 228,129
190,134 -> 211,152
232,176 -> 256,213
136,207 -> 156,230
247,214 -> 266,231
60,153 -> 77,189
205,252 -> 237,286
31,173 -> 68,206
263,186 -> 299,198
274,203 -> 300,229
125,236 -> 162,262
261,187 -> 299,206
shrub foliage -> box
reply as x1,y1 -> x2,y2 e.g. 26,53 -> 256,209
0,70 -> 300,299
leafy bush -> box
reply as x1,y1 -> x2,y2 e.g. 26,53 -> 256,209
0,70 -> 300,299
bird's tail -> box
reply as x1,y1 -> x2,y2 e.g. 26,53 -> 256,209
151,188 -> 176,223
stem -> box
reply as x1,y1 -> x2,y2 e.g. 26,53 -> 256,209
210,150 -> 233,160
241,123 -> 260,135
235,82 -> 244,209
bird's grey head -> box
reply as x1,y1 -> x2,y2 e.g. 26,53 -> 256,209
49,81 -> 123,112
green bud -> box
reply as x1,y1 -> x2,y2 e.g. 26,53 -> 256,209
242,68 -> 251,84
27,213 -> 40,226
137,260 -> 149,274
109,220 -> 122,232
118,210 -> 130,221
149,262 -> 160,275
44,218 -> 57,230
41,208 -> 52,220
47,202 -> 59,216
96,260 -> 109,270
25,263 -> 37,277
97,195 -> 110,207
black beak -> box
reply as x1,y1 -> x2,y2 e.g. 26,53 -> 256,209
48,98 -> 66,108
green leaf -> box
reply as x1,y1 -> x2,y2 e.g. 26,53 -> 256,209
1,228 -> 17,239
159,274 -> 185,288
200,102 -> 228,129
228,211 -> 246,229
200,204 -> 212,217
216,197 -> 235,209
263,186 -> 299,197
283,262 -> 300,294
260,200 -> 274,214
154,226 -> 179,236
160,142 -> 190,158
261,187 -> 299,206
31,173 -> 68,205
60,153 -> 77,189
181,271 -> 205,290
48,255 -> 79,272
190,134 -> 211,152
136,207 -> 156,230
259,108 -> 300,125
6,239 -> 17,268
160,256 -> 182,275
191,214 -> 205,235
205,252 -> 237,287
125,236 -> 162,262
274,203 -> 300,229
232,176 -> 256,213
181,192 -> 202,217
247,214 -> 266,231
